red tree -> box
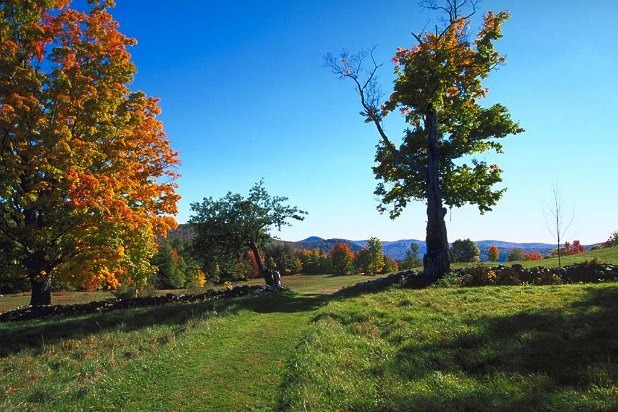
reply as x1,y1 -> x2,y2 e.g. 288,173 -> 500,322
330,243 -> 355,275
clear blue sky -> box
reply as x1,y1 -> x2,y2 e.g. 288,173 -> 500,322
106,0 -> 617,244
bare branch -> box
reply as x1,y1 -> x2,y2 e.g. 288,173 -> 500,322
418,0 -> 478,39
324,49 -> 424,175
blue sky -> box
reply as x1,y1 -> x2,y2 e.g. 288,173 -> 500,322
106,0 -> 617,244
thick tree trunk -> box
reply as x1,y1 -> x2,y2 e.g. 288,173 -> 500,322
30,275 -> 52,306
25,251 -> 53,306
423,107 -> 450,281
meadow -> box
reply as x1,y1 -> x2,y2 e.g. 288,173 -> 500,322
1,249 -> 617,411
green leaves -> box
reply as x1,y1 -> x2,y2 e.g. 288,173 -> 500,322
189,181 -> 307,279
372,6 -> 523,218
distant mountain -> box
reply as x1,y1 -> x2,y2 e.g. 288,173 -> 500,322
290,237 -> 363,253
351,239 -> 426,261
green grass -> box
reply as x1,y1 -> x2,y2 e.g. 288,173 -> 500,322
280,284 -> 618,411
1,272 -> 617,411
0,274 -> 365,411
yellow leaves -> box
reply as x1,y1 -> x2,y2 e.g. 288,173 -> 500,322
2,0 -> 179,295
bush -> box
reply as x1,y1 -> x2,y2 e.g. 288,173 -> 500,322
459,265 -> 496,286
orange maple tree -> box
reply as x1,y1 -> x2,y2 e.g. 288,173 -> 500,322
0,0 -> 180,305
487,245 -> 500,262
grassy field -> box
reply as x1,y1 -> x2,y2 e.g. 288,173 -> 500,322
1,252 -> 617,411
280,284 -> 618,411
0,274 -> 367,411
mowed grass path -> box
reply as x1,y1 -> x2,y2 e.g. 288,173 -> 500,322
0,275 -> 367,411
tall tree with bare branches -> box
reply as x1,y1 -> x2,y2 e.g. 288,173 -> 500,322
325,0 -> 523,280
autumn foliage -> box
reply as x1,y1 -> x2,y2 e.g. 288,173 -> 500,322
565,240 -> 586,256
330,243 -> 355,275
487,245 -> 500,262
0,1 -> 179,305
522,252 -> 544,261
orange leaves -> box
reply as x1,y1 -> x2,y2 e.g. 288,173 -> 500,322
1,0 -> 179,297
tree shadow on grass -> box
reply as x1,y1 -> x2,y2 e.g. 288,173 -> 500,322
0,288 -> 340,357
385,285 -> 618,410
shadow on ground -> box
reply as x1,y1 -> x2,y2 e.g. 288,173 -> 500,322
382,285 -> 618,410
0,286 -> 349,357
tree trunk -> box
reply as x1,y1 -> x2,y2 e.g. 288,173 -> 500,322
26,251 -> 53,306
248,240 -> 275,286
423,106 -> 450,281
30,275 -> 52,306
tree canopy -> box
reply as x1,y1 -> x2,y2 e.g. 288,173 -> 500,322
0,0 -> 179,305
326,0 -> 523,279
450,239 -> 480,263
189,181 -> 306,287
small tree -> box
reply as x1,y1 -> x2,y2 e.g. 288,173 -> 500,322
189,181 -> 306,287
401,243 -> 422,269
565,240 -> 585,255
367,236 -> 386,275
487,245 -> 500,262
354,248 -> 371,274
152,240 -> 186,289
264,241 -> 299,275
298,249 -> 332,275
450,239 -> 480,263
544,184 -> 574,268
383,256 -> 399,274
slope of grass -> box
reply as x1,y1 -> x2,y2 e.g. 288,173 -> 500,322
513,245 -> 618,268
281,284 -> 618,411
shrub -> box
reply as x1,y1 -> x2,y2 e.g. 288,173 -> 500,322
522,252 -> 543,261
433,272 -> 461,287
460,265 -> 496,286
